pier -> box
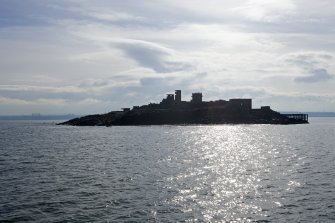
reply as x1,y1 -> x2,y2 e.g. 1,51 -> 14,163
282,114 -> 308,122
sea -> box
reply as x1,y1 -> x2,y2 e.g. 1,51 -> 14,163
0,118 -> 334,222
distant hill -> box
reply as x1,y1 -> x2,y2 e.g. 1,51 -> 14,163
0,114 -> 81,120
307,112 -> 335,117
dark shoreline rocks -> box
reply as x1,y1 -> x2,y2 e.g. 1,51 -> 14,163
58,108 -> 308,126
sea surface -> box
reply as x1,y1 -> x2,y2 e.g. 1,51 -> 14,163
0,118 -> 334,222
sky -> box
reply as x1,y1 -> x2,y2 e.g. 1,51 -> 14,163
0,0 -> 334,115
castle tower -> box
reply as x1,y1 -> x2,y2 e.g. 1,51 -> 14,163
175,90 -> 181,103
191,93 -> 202,104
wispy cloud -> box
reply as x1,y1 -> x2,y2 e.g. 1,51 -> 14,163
284,52 -> 333,69
87,11 -> 143,22
116,40 -> 191,73
295,68 -> 334,83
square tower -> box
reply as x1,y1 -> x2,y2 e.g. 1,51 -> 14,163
175,90 -> 181,103
191,92 -> 202,104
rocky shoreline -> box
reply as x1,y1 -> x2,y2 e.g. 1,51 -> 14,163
59,108 -> 308,126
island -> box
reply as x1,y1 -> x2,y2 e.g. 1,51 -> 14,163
59,90 -> 308,126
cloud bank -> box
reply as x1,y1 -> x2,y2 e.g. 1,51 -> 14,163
0,0 -> 335,114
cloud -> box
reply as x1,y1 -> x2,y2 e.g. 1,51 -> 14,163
231,0 -> 296,22
0,96 -> 110,115
116,40 -> 191,73
79,79 -> 109,88
0,84 -> 100,102
87,11 -> 142,22
284,52 -> 333,69
140,77 -> 172,86
0,96 -> 67,106
1,0 -> 335,114
221,87 -> 267,99
0,85 -> 84,93
77,98 -> 101,105
295,68 -> 334,83
257,91 -> 335,112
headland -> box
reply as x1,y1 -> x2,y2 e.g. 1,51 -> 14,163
59,90 -> 308,126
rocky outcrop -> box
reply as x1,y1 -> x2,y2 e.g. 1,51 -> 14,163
59,91 -> 308,126
59,107 -> 308,126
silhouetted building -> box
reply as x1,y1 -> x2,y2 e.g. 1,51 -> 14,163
166,94 -> 174,103
261,106 -> 270,111
175,90 -> 181,103
122,108 -> 130,112
191,93 -> 202,104
228,99 -> 252,111
160,93 -> 175,107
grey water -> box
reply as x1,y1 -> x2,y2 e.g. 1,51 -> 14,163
0,118 -> 334,222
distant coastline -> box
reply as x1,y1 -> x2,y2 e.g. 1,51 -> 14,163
0,114 -> 81,121
281,112 -> 335,117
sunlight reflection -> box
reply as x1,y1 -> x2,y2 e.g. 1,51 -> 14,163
160,125 -> 299,221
